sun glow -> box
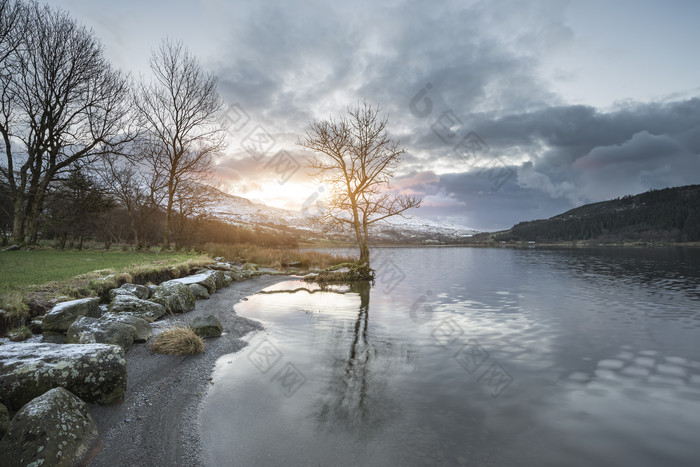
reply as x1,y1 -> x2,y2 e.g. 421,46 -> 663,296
222,180 -> 322,212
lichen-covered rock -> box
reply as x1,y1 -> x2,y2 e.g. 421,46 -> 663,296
41,298 -> 101,333
191,315 -> 223,338
108,287 -> 136,302
0,387 -> 99,467
189,283 -> 211,300
229,267 -> 255,282
170,272 -> 217,294
0,402 -> 10,439
119,282 -> 151,299
66,317 -> 136,351
0,343 -> 126,411
212,270 -> 226,289
108,294 -> 166,322
222,273 -> 232,287
101,313 -> 152,342
151,280 -> 195,314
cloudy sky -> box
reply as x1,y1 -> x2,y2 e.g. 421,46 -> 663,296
49,0 -> 700,231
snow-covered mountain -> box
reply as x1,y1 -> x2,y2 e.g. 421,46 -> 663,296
209,191 -> 480,242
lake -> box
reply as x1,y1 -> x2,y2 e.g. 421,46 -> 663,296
201,246 -> 700,466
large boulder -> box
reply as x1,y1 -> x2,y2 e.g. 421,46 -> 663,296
151,280 -> 196,314
191,315 -> 223,338
170,272 -> 217,294
108,294 -> 166,322
189,283 -> 211,300
0,387 -> 99,467
0,342 -> 126,411
101,313 -> 152,342
41,298 -> 101,333
0,402 -> 9,439
66,317 -> 136,351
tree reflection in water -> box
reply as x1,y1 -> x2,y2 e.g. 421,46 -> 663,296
316,281 -> 413,439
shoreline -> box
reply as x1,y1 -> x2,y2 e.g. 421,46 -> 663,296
88,274 -> 292,466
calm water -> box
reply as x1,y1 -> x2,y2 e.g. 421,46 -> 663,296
201,247 -> 700,466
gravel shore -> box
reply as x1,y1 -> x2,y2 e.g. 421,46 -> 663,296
89,274 -> 290,466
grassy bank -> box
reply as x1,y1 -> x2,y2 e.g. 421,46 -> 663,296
0,249 -> 213,331
0,245 -> 355,333
0,250 -> 211,295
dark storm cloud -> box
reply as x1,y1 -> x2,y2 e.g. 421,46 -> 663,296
398,98 -> 700,228
207,0 -> 700,230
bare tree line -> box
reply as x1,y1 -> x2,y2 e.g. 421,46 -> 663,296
0,0 -> 225,249
0,1 -> 421,266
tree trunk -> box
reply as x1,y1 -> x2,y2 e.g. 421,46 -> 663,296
358,238 -> 370,267
12,197 -> 25,244
163,208 -> 171,250
163,186 -> 174,249
25,182 -> 49,245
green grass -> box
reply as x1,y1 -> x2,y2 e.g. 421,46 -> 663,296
0,250 -> 209,295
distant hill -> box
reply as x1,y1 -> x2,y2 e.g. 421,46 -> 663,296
208,190 -> 480,244
495,185 -> 700,243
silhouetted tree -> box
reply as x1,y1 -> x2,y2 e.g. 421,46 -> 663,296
0,1 -> 132,244
298,102 -> 422,268
135,39 -> 226,249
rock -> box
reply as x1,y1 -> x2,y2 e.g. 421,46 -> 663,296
108,294 -> 166,322
170,272 -> 217,294
118,282 -> 151,300
0,343 -> 126,411
66,317 -> 136,351
108,288 -> 137,302
0,402 -> 9,439
229,268 -> 253,282
101,313 -> 152,342
210,261 -> 233,271
212,270 -> 227,289
0,387 -> 99,467
222,273 -> 232,287
4,244 -> 20,251
151,280 -> 195,314
189,283 -> 211,300
41,332 -> 65,344
191,315 -> 223,338
41,298 -> 101,333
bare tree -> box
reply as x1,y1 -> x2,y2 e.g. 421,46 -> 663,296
298,102 -> 422,268
135,39 -> 226,249
172,179 -> 221,250
100,146 -> 166,249
0,1 -> 132,244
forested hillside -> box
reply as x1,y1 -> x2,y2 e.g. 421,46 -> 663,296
495,185 -> 700,243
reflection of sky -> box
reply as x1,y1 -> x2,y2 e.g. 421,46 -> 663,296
204,247 -> 700,465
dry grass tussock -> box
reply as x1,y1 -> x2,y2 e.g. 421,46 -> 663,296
150,325 -> 205,355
